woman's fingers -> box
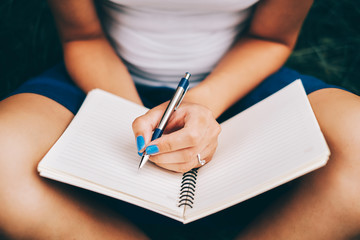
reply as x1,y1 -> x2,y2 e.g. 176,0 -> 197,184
154,162 -> 197,173
146,126 -> 203,155
146,104 -> 221,154
132,102 -> 168,151
153,151 -> 213,173
149,141 -> 218,173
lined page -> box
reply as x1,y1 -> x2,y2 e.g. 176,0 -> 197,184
185,80 -> 330,222
38,89 -> 183,217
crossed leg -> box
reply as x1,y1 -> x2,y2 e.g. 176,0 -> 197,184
2,88 -> 360,239
0,93 -> 148,239
237,88 -> 360,239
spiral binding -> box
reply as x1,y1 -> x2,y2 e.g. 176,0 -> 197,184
178,168 -> 198,208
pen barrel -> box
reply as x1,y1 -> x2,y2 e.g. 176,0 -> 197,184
178,76 -> 190,90
151,128 -> 163,141
157,86 -> 185,130
139,72 -> 190,169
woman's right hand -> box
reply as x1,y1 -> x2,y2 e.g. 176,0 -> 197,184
132,101 -> 221,173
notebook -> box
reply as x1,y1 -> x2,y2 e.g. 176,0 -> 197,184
37,80 -> 330,224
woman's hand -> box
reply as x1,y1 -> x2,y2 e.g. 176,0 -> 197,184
132,101 -> 221,173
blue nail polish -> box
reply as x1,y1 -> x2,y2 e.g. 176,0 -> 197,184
138,151 -> 143,157
136,136 -> 145,151
146,145 -> 159,155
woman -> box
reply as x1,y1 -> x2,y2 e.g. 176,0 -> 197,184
1,0 -> 360,239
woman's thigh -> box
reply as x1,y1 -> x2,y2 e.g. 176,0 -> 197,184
0,91 -> 146,239
0,64 -> 78,204
0,93 -> 75,237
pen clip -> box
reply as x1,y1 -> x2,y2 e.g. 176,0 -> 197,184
175,86 -> 188,111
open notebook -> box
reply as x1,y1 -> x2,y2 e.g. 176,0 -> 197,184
38,80 -> 330,224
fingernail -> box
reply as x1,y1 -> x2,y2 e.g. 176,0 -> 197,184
146,145 -> 159,155
138,151 -> 143,157
136,136 -> 145,152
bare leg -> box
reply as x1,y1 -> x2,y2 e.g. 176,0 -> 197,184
0,93 -> 148,239
237,88 -> 360,240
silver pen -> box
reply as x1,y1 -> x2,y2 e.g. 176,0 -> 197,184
138,72 -> 191,169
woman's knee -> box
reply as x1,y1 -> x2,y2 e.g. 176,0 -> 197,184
308,88 -> 360,154
0,133 -> 48,238
308,89 -> 360,225
0,175 -> 46,239
0,94 -> 74,237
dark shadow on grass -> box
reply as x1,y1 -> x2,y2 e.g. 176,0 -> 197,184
286,0 -> 360,95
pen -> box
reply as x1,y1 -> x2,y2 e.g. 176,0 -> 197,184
138,72 -> 191,169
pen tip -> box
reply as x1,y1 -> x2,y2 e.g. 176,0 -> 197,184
138,154 -> 150,170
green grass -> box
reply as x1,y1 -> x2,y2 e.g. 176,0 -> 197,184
286,0 -> 360,94
1,0 -> 360,99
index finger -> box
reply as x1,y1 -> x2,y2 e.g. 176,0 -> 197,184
132,104 -> 167,149
147,124 -> 204,155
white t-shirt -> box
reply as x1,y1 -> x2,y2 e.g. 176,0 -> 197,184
102,0 -> 260,88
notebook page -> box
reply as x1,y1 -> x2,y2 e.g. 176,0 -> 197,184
39,169 -> 185,222
184,80 -> 330,222
38,89 -> 183,217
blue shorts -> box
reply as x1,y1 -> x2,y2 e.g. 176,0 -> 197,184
7,63 -> 345,123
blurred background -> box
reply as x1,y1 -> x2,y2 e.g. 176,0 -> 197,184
0,0 -> 359,99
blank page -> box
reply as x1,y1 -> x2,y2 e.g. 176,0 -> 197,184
184,80 -> 330,222
38,89 -> 183,217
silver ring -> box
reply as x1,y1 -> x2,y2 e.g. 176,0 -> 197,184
197,153 -> 206,166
